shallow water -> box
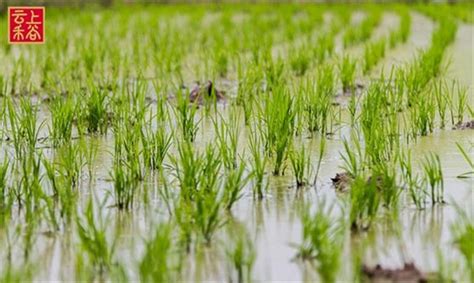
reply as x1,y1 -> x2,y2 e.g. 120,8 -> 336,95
0,8 -> 472,282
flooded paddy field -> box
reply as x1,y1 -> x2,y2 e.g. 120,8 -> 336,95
0,3 -> 472,282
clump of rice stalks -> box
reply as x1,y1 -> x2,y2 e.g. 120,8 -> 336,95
259,84 -> 295,176
223,162 -> 249,211
399,150 -> 425,209
456,142 -> 474,178
141,118 -> 172,171
111,157 -> 137,210
290,144 -> 310,187
213,110 -> 240,170
297,202 -> 344,283
171,142 -> 226,245
0,160 -> 9,211
313,33 -> 335,64
226,227 -> 256,283
303,65 -> 334,135
174,88 -> 199,142
363,38 -> 386,74
339,55 -> 357,93
248,126 -> 267,200
6,97 -> 43,157
421,153 -> 444,204
139,223 -> 178,282
289,44 -> 311,76
49,95 -> 76,147
350,175 -> 381,231
57,142 -> 84,189
82,85 -> 109,135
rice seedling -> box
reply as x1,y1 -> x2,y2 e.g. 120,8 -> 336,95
223,161 -> 249,211
389,8 -> 411,48
421,153 -> 444,205
57,143 -> 84,189
338,55 -> 357,93
213,111 -> 240,170
303,65 -> 334,135
289,44 -> 311,76
174,88 -> 199,143
350,175 -> 381,231
258,84 -> 295,176
248,126 -> 267,200
48,95 -> 76,147
141,118 -> 172,172
289,144 -> 310,188
398,150 -> 425,209
297,202 -> 344,283
0,160 -> 9,211
82,85 -> 109,135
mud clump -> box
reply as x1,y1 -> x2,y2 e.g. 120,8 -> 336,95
189,80 -> 226,105
362,263 -> 428,283
331,172 -> 352,191
453,120 -> 474,130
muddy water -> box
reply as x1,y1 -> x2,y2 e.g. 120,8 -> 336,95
1,13 -> 473,283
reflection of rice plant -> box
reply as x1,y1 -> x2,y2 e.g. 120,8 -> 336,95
76,199 -> 115,276
226,227 -> 256,283
297,202 -> 343,283
451,203 -> 474,282
139,224 -> 177,282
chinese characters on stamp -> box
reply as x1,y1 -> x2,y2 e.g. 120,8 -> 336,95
8,7 -> 45,44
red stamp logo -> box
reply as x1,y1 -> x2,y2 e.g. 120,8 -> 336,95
8,7 -> 45,44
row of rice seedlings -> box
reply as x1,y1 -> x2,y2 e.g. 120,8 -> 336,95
388,7 -> 411,48
343,8 -> 381,47
297,202 -> 344,283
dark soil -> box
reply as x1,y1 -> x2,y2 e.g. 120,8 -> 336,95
453,120 -> 474,130
331,172 -> 352,191
189,80 -> 226,105
362,263 -> 428,283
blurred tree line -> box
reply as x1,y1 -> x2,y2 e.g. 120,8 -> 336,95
0,0 -> 470,13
